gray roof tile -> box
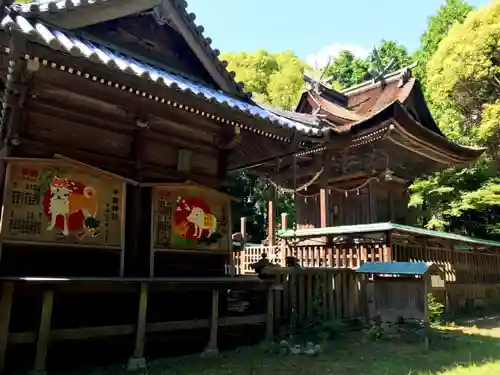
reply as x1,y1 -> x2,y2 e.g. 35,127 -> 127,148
1,14 -> 325,137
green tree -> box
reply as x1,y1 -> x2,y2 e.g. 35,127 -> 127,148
324,50 -> 370,89
368,39 -> 413,73
221,49 -> 307,110
324,40 -> 412,90
222,50 -> 305,241
413,0 -> 473,84
410,1 -> 500,238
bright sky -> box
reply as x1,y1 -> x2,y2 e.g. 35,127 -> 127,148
187,0 -> 488,67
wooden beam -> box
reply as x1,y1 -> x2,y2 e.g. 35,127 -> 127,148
8,315 -> 267,345
31,64 -> 225,135
0,283 -> 14,374
26,45 -> 301,141
17,137 -> 221,186
45,0 -> 160,29
34,289 -> 54,374
26,98 -> 136,135
161,0 -> 236,95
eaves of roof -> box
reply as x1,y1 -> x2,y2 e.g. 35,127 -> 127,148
0,13 -> 326,137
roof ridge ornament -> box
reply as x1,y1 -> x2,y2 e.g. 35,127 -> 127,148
303,55 -> 334,94
152,1 -> 178,30
368,47 -> 396,88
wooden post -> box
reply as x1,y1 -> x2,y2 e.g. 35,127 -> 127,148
34,289 -> 54,375
265,286 -> 275,341
149,193 -> 156,278
0,283 -> 14,374
423,275 -> 430,350
134,283 -> 148,358
240,216 -> 247,239
127,283 -> 148,371
281,213 -> 288,230
268,192 -> 276,246
384,231 -> 392,262
203,289 -> 219,357
320,147 -> 331,228
359,274 -> 369,325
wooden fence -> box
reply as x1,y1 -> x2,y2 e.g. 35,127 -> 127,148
235,242 -> 500,284
264,267 -> 362,337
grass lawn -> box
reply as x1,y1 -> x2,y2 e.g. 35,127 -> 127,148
29,317 -> 500,375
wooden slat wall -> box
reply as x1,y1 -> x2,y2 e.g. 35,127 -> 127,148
266,268 -> 361,329
392,243 -> 500,283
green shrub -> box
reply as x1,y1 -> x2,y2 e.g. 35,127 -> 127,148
428,293 -> 444,322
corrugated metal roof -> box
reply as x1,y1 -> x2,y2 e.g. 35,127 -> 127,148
356,261 -> 434,276
0,14 -> 325,137
278,222 -> 500,248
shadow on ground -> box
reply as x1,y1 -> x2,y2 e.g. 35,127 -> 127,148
12,322 -> 500,375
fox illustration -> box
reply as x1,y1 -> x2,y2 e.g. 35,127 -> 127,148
47,176 -> 98,236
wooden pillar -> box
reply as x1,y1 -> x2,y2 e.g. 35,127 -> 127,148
281,213 -> 288,230
0,283 -> 14,374
320,147 -> 332,228
384,232 -> 392,262
268,160 -> 279,246
203,289 -> 219,357
240,217 -> 247,240
268,186 -> 276,246
34,289 -> 54,374
133,283 -> 149,358
265,286 -> 275,341
128,125 -> 148,277
127,283 -> 149,371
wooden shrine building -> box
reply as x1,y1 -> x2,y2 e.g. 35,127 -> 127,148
264,65 -> 485,231
233,64 -> 500,310
0,0 -> 333,372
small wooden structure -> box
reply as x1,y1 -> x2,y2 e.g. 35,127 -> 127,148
356,261 -> 445,348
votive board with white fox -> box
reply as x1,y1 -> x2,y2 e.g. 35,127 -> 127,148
0,159 -> 125,248
152,185 -> 230,251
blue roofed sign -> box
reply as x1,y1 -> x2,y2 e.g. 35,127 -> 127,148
356,261 -> 437,276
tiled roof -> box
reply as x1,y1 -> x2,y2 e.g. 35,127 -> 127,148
278,222 -> 500,248
16,0 -> 112,14
14,0 -> 249,98
356,261 -> 436,276
0,14 -> 325,137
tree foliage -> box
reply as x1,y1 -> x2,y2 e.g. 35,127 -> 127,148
324,40 -> 413,90
410,1 -> 500,237
413,0 -> 473,84
221,50 -> 307,110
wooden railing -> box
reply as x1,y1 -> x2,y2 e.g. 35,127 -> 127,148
233,245 -> 283,274
234,242 -> 500,284
233,243 -> 388,274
